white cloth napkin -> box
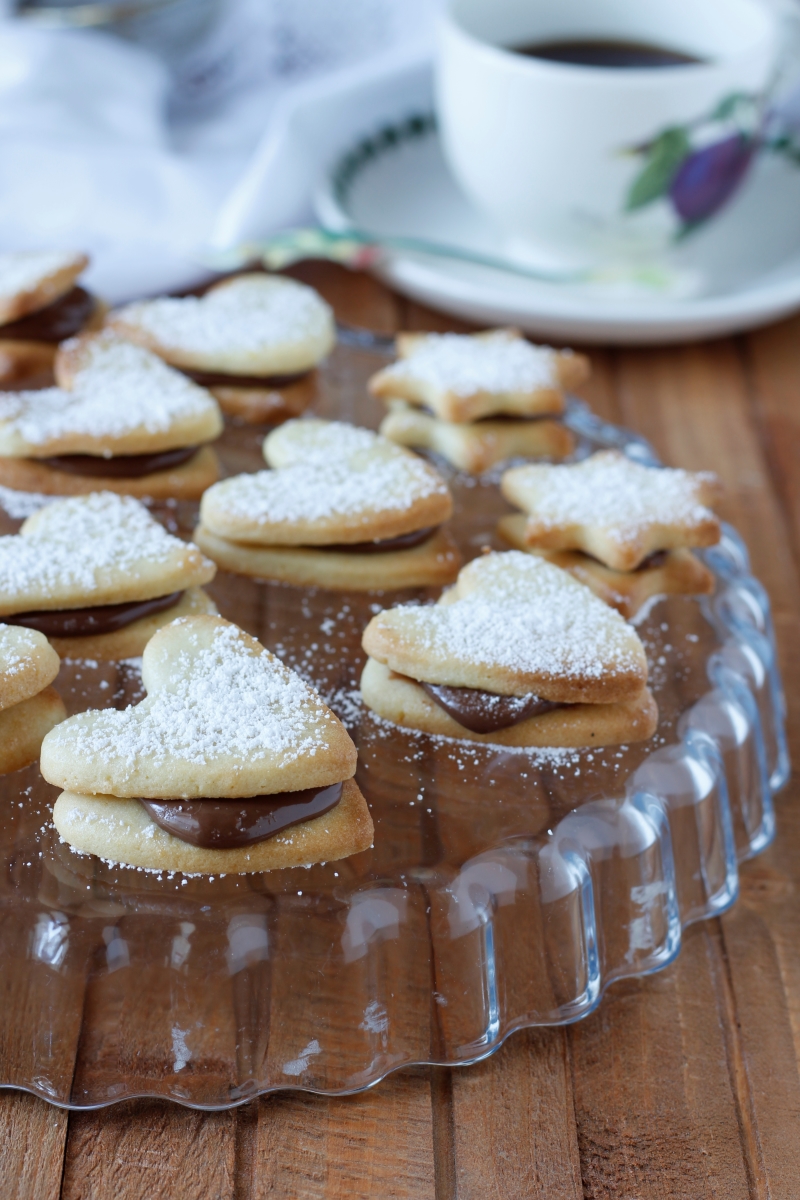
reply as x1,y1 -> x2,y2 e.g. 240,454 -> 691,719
0,0 -> 441,301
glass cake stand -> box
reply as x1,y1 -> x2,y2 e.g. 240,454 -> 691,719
0,339 -> 788,1109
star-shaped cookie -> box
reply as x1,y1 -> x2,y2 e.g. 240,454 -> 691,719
501,450 -> 722,570
0,623 -> 65,774
369,329 -> 589,423
196,419 -> 461,590
361,550 -> 657,746
0,492 -> 217,660
0,331 -> 223,498
41,615 -> 373,873
108,274 -> 335,423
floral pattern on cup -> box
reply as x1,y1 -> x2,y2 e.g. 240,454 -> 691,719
625,89 -> 800,235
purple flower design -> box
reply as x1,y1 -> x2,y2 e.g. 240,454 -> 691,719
668,134 -> 757,225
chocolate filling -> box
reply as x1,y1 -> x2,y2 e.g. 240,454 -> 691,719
318,526 -> 437,555
0,287 -> 96,344
140,781 -> 343,848
40,446 -> 199,478
637,549 -> 669,570
183,367 -> 311,389
420,681 -> 563,733
6,590 -> 183,637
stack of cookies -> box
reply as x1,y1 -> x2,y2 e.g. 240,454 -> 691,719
369,328 -> 588,473
0,492 -> 217,661
0,251 -> 104,389
360,550 -> 657,747
196,418 -> 461,590
0,624 -> 65,774
0,331 -> 223,498
498,450 -> 721,618
107,274 -> 335,424
41,615 -> 373,874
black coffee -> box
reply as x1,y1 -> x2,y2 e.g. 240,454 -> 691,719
512,38 -> 702,68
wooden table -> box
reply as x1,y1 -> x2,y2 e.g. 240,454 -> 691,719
2,263 -> 799,1199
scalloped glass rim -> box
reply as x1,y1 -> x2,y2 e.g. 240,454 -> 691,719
0,390 -> 788,1111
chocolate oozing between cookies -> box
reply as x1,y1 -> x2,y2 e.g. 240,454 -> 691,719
183,367 -> 312,389
0,287 -> 97,344
140,781 -> 343,848
7,590 -> 183,637
420,681 -> 563,733
40,446 -> 199,478
319,526 -> 438,555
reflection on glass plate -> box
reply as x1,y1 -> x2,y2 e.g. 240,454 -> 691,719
0,342 -> 788,1108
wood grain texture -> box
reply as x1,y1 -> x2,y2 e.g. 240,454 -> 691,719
60,1101 -> 237,1200
247,1071 -> 435,1199
0,1091 -> 67,1200
1,264 -> 799,1199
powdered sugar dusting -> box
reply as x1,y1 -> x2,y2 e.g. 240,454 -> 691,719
211,423 -> 447,527
47,623 -> 340,774
0,492 -> 188,600
375,551 -> 644,684
505,451 -> 717,544
0,623 -> 43,675
0,484 -> 58,519
0,337 -> 217,447
116,276 -> 333,356
383,332 -> 559,396
0,251 -> 80,305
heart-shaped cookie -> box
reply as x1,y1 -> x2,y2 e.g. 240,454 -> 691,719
0,332 -> 223,497
42,615 -> 372,873
195,419 -> 460,590
364,550 -> 647,703
109,274 -> 335,376
0,623 -> 65,773
0,492 -> 216,659
203,419 -> 451,545
369,329 -> 589,423
361,551 -> 656,746
501,450 -> 722,570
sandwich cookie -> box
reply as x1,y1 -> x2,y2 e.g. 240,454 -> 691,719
499,450 -> 720,614
370,329 -> 585,473
360,550 -> 657,747
0,251 -> 105,390
41,615 -> 373,874
0,331 -> 223,498
107,274 -> 335,424
0,624 -> 65,774
0,492 -> 217,660
379,400 -> 575,474
195,419 -> 461,590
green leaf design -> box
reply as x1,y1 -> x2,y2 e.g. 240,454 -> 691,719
625,127 -> 691,211
710,91 -> 753,122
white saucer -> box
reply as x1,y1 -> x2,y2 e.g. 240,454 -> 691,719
315,89 -> 800,344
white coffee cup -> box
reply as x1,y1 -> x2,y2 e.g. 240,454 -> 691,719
436,0 -> 780,269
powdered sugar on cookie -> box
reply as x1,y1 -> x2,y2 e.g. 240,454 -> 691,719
375,552 -> 644,685
0,492 -> 201,600
0,251 -> 82,307
47,622 -> 340,776
0,624 -> 44,674
116,276 -> 333,358
380,332 -> 559,397
220,457 -> 445,528
0,338 -> 217,447
503,451 -> 719,544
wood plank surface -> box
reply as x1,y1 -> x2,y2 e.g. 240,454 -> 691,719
2,262 -> 799,1198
